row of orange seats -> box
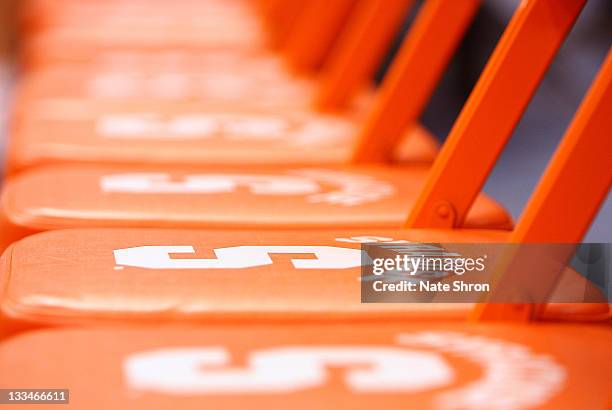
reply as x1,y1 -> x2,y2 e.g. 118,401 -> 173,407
0,0 -> 610,408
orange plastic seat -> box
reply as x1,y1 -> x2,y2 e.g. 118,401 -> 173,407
22,0 -> 257,35
0,228 -> 500,335
0,163 -> 512,250
2,226 -> 603,337
22,28 -> 267,71
0,324 -> 610,409
14,66 -> 319,109
21,48 -> 291,75
6,101 -> 439,174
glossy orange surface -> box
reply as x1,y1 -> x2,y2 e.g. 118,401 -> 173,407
1,324 -> 610,409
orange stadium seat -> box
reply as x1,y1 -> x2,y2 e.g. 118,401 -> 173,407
0,324 -> 610,409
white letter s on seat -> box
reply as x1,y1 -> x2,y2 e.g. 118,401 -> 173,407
114,245 -> 363,270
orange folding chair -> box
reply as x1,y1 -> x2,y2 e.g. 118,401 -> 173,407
1,0 -> 539,252
0,40 -> 609,337
0,323 -> 610,409
0,0 -> 590,250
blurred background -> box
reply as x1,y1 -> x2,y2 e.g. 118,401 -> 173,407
0,0 -> 610,241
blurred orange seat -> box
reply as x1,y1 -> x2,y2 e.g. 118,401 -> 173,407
23,0 -> 257,34
16,0 -> 349,118
21,48 -> 290,75
14,66 -> 319,109
0,324 -> 610,409
19,0 -> 332,71
7,100 -> 436,175
20,0 -> 267,66
15,1 -> 313,102
15,0 -> 327,103
0,163 -> 512,250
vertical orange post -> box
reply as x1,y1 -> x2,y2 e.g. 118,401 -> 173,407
405,0 -> 586,229
282,0 -> 357,74
314,0 -> 414,111
351,0 -> 481,163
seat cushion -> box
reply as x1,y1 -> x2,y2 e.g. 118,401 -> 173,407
1,227 -> 605,336
9,99 -> 419,173
21,3 -> 266,69
0,324 -> 610,409
0,164 -> 512,250
0,228 -> 511,333
15,66 -> 316,107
